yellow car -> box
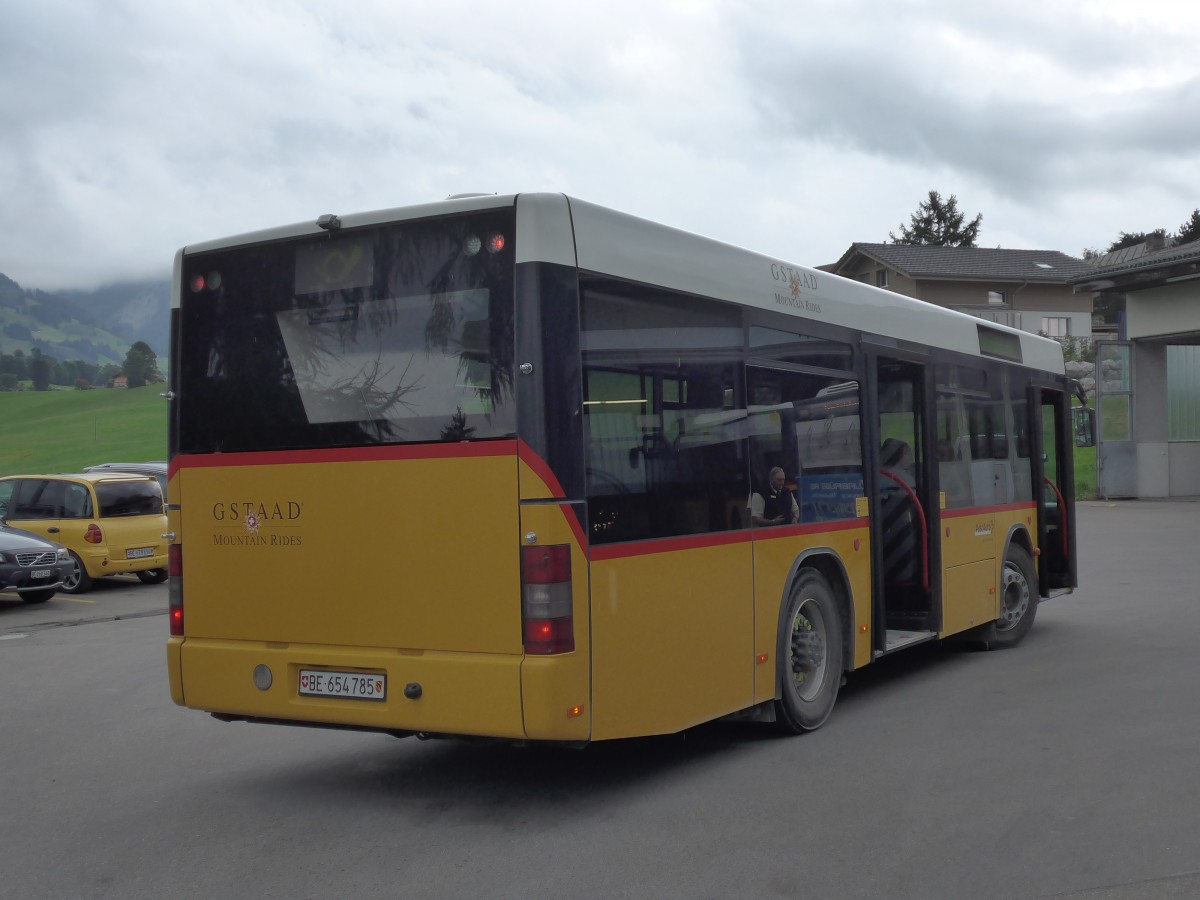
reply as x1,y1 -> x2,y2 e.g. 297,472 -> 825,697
0,473 -> 168,593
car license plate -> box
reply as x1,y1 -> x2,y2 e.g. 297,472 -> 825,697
31,569 -> 51,579
126,547 -> 154,559
299,669 -> 386,701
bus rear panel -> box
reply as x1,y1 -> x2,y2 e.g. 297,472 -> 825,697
167,203 -> 591,742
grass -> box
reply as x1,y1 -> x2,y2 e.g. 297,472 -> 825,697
1073,443 -> 1097,500
0,387 -> 167,476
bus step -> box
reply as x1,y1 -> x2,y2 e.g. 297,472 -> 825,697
876,629 -> 938,657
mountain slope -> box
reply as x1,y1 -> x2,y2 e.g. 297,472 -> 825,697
0,273 -> 170,366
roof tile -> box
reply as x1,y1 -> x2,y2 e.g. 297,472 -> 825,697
842,243 -> 1095,281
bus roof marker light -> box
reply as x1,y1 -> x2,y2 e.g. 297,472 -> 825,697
486,233 -> 506,253
316,214 -> 341,231
189,273 -> 206,293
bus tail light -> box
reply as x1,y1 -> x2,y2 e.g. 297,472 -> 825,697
521,545 -> 573,654
168,544 -> 184,636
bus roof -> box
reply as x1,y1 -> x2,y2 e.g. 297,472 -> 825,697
174,191 -> 1065,375
556,196 -> 1064,375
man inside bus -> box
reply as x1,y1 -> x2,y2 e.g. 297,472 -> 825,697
750,466 -> 800,526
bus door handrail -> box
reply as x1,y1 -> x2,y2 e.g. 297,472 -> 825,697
1042,475 -> 1069,559
879,468 -> 929,592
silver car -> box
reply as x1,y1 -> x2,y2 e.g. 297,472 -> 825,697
84,462 -> 168,503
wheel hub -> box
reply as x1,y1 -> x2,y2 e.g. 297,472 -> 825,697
791,626 -> 826,674
1000,563 -> 1030,627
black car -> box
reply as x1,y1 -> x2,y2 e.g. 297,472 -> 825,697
0,522 -> 71,603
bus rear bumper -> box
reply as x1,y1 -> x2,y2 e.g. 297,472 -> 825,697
176,638 -> 527,739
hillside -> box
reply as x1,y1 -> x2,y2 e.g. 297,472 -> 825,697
0,272 -> 170,366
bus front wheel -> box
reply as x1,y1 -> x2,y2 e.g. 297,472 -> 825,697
977,545 -> 1038,649
775,570 -> 843,734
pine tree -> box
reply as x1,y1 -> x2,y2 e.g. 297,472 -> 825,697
29,349 -> 52,391
122,341 -> 159,388
1176,208 -> 1200,245
1106,230 -> 1163,253
890,191 -> 982,247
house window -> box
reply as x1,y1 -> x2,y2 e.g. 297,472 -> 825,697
987,291 -> 1007,306
1041,317 -> 1069,338
876,269 -> 889,288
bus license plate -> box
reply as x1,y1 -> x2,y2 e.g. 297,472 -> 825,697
126,547 -> 154,559
299,669 -> 386,701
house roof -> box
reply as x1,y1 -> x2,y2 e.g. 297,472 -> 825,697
1071,239 -> 1200,291
828,242 -> 1095,283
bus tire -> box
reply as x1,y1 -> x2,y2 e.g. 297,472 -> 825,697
61,552 -> 94,594
978,544 -> 1038,649
774,569 -> 843,734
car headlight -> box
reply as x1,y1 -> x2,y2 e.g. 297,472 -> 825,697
57,548 -> 70,561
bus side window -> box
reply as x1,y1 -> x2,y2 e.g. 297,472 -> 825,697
747,369 -> 862,524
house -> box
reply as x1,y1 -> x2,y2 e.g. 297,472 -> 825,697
112,374 -> 128,389
1071,238 -> 1200,499
823,243 -> 1096,342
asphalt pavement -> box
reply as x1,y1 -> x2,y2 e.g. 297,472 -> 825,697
0,571 -> 165,634
2,499 -> 1199,900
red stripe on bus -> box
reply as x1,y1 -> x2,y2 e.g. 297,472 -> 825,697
516,440 -> 567,499
590,518 -> 865,561
169,440 -> 519,475
940,501 -> 1036,519
515,441 -> 588,551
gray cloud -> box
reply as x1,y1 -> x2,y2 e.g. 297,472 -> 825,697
744,3 -> 1200,205
1,0 -> 1198,287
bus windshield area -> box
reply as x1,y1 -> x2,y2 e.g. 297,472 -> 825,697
177,210 -> 516,453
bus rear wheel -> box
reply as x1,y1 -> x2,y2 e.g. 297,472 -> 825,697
977,545 -> 1038,649
775,570 -> 843,734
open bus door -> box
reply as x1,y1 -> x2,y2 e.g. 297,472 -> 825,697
1032,385 -> 1078,594
868,354 -> 940,655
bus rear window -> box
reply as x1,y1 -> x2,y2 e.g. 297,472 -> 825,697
177,210 -> 516,453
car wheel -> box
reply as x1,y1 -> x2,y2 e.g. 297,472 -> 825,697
19,588 -> 56,603
61,551 -> 94,594
137,569 -> 168,584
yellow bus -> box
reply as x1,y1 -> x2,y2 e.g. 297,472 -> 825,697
165,193 -> 1079,742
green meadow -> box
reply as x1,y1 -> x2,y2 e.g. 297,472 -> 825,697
0,386 -> 167,476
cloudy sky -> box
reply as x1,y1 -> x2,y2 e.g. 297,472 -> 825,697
2,0 -> 1198,290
